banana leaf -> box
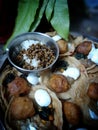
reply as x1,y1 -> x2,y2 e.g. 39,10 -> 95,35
45,0 -> 56,21
4,0 -> 69,49
30,0 -> 49,32
50,0 -> 69,40
4,0 -> 39,49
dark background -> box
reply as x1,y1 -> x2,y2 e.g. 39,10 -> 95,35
68,0 -> 98,37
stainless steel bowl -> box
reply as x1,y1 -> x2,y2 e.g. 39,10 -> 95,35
6,32 -> 59,74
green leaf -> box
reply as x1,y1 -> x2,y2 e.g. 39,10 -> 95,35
45,0 -> 56,21
50,0 -> 69,40
4,0 -> 39,49
30,0 -> 49,32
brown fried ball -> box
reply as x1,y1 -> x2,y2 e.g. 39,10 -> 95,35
49,74 -> 70,93
9,96 -> 35,120
8,77 -> 30,96
76,41 -> 92,55
57,39 -> 68,54
87,82 -> 98,100
63,101 -> 82,125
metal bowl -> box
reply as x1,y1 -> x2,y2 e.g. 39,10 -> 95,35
6,32 -> 59,74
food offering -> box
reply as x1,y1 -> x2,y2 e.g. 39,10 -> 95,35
0,69 -> 62,130
7,32 -> 59,74
0,32 -> 98,130
15,40 -> 56,70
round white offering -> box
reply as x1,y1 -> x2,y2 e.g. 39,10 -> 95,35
63,66 -> 80,80
34,89 -> 51,107
87,44 -> 98,65
27,73 -> 39,85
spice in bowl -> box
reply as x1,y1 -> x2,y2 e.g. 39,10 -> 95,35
16,40 -> 56,70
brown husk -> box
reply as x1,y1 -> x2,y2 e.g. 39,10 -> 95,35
29,84 -> 63,130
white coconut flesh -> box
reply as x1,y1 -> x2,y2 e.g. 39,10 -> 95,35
63,66 -> 80,80
34,89 -> 51,107
87,43 -> 98,65
27,73 -> 39,85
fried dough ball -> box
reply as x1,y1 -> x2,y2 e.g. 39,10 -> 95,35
49,74 -> 70,93
87,82 -> 98,100
9,96 -> 35,120
63,101 -> 82,125
76,41 -> 92,55
8,77 -> 30,96
57,39 -> 68,54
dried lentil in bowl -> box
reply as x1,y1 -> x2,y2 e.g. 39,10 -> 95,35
16,42 -> 56,70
